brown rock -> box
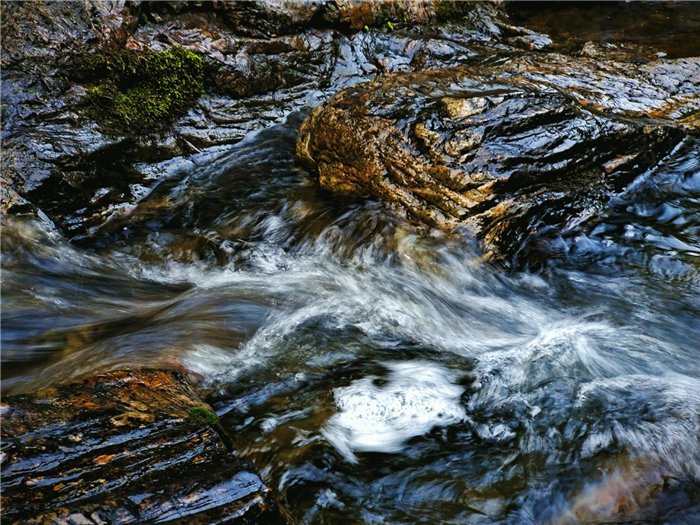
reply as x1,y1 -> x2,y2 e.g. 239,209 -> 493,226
1,369 -> 295,525
212,0 -> 324,38
556,453 -> 698,524
297,54 -> 699,262
324,0 -> 440,31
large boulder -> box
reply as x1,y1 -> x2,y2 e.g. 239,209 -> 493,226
0,369 -> 295,525
296,53 -> 699,262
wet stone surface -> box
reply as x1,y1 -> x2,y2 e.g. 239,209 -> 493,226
297,52 -> 699,264
0,369 -> 295,525
0,0 -> 535,236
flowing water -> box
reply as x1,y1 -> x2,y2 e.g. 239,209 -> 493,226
3,111 -> 700,523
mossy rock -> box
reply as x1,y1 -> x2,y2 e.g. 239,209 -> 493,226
186,406 -> 220,428
436,1 -> 474,23
81,46 -> 203,135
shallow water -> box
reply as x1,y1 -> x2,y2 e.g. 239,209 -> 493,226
507,1 -> 700,59
3,110 -> 700,523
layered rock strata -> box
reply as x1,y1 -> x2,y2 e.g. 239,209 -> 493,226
1,369 -> 294,525
297,54 -> 699,260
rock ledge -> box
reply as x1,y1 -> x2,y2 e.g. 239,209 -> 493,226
1,368 -> 294,525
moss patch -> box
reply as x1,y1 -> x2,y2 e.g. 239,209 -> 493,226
436,1 -> 473,23
186,407 -> 219,428
81,46 -> 203,135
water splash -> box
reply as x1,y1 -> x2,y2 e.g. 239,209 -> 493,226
323,361 -> 467,462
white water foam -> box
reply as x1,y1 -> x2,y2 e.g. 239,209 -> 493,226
323,361 -> 467,463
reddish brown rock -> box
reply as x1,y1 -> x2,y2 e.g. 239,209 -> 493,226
323,0 -> 441,31
556,454 -> 699,524
0,369 -> 295,525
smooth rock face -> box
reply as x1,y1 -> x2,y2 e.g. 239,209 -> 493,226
297,54 -> 699,262
0,369 -> 294,525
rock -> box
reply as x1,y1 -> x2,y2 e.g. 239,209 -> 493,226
211,0 -> 324,38
0,1 -> 139,71
0,369 -> 295,525
6,0 -> 640,248
124,10 -> 338,102
2,0 -> 514,236
323,0 -> 439,31
296,53 -> 699,262
0,0 -> 140,218
556,453 -> 700,524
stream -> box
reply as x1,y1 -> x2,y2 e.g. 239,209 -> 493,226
3,2 -> 700,523
3,112 -> 700,523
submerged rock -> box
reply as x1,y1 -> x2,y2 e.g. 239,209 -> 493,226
297,53 -> 699,263
557,453 -> 700,524
0,369 -> 295,525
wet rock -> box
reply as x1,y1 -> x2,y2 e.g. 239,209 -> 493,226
0,369 -> 295,525
2,0 -> 513,235
124,10 -> 338,107
1,1 -> 340,226
211,0 -> 324,38
0,0 -> 139,216
0,1 -> 139,71
323,0 -> 438,31
297,53 -> 699,263
557,453 -> 700,524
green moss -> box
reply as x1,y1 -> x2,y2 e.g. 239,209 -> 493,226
398,3 -> 408,24
437,1 -> 451,18
436,1 -> 473,23
186,407 -> 219,428
82,46 -> 203,135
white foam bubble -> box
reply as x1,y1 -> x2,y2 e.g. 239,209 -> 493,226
323,361 -> 466,462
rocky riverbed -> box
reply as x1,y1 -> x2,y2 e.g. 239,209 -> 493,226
3,1 -> 700,524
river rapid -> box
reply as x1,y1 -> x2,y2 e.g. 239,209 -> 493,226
3,110 -> 700,523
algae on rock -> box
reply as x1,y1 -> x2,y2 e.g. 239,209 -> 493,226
186,406 -> 220,428
82,46 -> 204,135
